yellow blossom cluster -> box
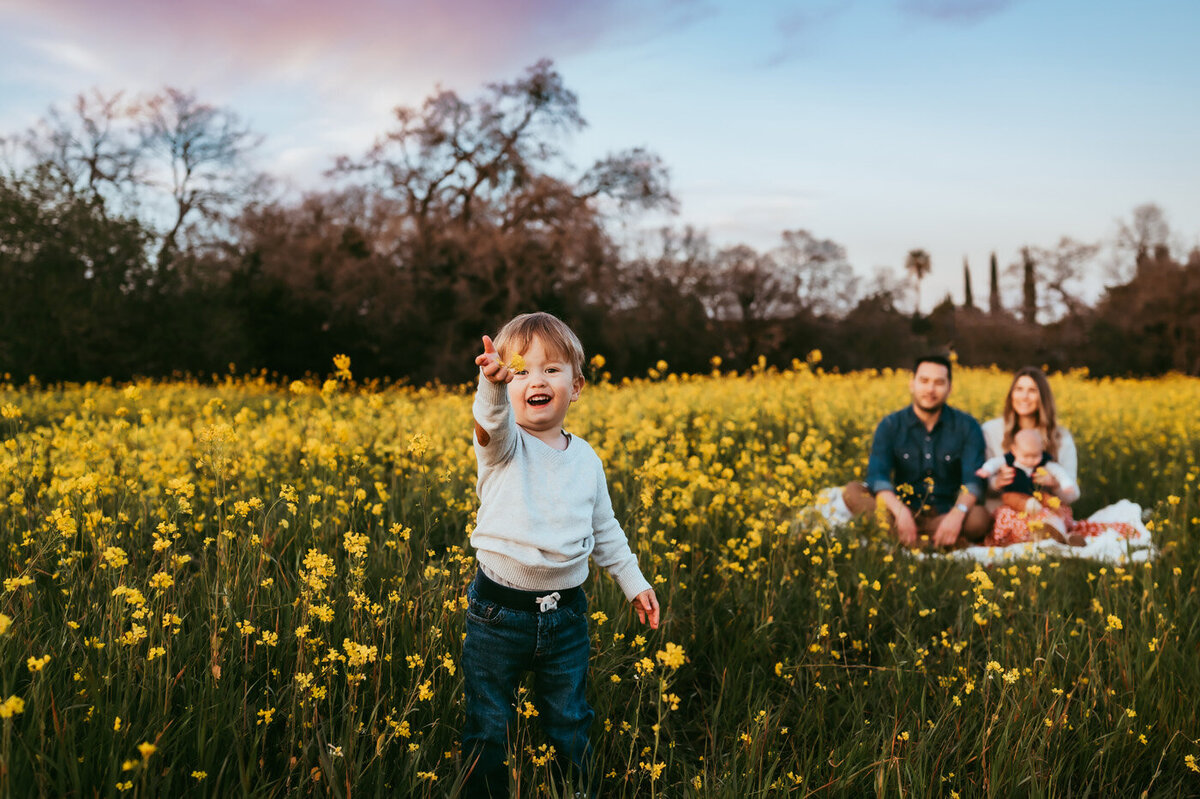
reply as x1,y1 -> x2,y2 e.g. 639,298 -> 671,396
0,361 -> 1196,795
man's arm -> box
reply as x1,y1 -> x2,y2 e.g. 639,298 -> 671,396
876,488 -> 919,546
933,416 -> 987,547
864,414 -> 919,546
865,414 -> 898,496
932,488 -> 978,547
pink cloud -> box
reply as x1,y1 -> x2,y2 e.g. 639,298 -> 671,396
3,0 -> 706,183
4,0 -> 700,103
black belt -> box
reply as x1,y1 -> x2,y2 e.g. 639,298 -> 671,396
473,571 -> 582,613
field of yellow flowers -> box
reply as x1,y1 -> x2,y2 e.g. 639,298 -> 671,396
1,359 -> 1199,797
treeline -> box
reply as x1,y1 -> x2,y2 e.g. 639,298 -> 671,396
1,61 -> 1197,384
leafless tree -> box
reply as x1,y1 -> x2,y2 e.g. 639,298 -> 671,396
139,87 -> 264,260
12,89 -> 143,213
1109,203 -> 1171,283
333,59 -> 672,242
712,244 -> 794,360
1030,237 -> 1099,319
771,229 -> 858,317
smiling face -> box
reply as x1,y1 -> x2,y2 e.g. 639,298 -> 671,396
506,335 -> 584,445
1010,375 -> 1042,420
909,361 -> 951,414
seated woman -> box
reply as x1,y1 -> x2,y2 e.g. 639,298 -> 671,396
978,428 -> 1084,546
982,367 -> 1081,546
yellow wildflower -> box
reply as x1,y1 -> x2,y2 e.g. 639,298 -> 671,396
0,696 -> 25,718
655,642 -> 686,670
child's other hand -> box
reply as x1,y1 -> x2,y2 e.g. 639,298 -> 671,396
974,467 -> 989,479
475,335 -> 512,384
1031,468 -> 1059,490
633,588 -> 660,629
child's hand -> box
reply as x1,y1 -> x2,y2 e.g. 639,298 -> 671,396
632,588 -> 660,629
1031,467 -> 1059,490
475,335 -> 513,384
975,467 -> 989,479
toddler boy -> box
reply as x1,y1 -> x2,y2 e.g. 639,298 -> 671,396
462,311 -> 659,798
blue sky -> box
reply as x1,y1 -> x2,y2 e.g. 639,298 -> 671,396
2,0 -> 1197,309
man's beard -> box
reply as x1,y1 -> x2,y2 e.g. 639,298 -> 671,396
914,397 -> 945,414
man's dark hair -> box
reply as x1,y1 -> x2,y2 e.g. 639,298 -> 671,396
913,354 -> 953,381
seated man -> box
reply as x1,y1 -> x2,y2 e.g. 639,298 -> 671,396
843,355 -> 990,547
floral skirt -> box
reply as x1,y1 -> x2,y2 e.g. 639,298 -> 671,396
986,506 -> 1139,547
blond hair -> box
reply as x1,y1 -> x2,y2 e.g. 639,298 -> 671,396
493,312 -> 585,378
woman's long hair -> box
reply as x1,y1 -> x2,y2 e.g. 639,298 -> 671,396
1001,366 -> 1061,458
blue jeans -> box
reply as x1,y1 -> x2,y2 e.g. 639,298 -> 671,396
461,576 -> 593,798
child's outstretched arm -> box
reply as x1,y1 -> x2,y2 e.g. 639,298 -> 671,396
633,588 -> 660,629
473,335 -> 519,462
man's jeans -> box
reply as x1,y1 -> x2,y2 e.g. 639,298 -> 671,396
461,576 -> 593,798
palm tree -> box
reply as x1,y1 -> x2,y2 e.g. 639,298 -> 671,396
905,248 -> 932,315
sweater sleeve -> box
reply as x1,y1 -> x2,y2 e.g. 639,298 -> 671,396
977,454 -> 1007,477
589,460 -> 652,600
1045,460 -> 1080,504
1056,428 -> 1078,485
473,375 -> 518,466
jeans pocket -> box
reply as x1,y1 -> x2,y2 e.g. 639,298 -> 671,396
466,594 -> 507,626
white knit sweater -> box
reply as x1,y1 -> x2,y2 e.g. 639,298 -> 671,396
471,377 -> 651,600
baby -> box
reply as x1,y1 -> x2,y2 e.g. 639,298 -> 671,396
976,428 -> 1083,545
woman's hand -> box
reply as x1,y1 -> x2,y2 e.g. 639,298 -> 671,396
990,465 -> 1016,490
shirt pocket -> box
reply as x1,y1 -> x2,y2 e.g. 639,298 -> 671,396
891,442 -> 920,478
936,447 -> 962,481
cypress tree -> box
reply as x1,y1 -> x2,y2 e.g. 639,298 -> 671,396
989,252 -> 1001,314
1021,247 -> 1037,324
963,256 -> 974,308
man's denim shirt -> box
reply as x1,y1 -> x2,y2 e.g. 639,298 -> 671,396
866,405 -> 986,515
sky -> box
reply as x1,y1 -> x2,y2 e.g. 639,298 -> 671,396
2,0 -> 1197,310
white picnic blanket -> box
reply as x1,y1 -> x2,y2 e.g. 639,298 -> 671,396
809,489 -> 1157,565
931,499 -> 1156,565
